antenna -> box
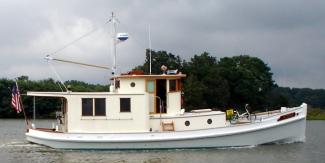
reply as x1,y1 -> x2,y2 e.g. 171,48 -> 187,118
148,24 -> 152,75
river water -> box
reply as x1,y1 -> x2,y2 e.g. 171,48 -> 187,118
0,119 -> 324,163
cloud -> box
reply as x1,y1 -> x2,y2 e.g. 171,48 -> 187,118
0,0 -> 324,89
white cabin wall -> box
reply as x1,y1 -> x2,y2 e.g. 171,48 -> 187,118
167,92 -> 181,115
149,112 -> 226,132
66,93 -> 149,133
118,78 -> 145,93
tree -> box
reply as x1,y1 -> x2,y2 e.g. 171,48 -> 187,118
265,87 -> 290,108
267,87 -> 325,109
183,52 -> 230,110
217,55 -> 274,111
183,75 -> 207,109
133,49 -> 182,74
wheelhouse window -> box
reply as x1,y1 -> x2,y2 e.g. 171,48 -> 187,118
82,98 -> 106,116
146,80 -> 155,93
169,79 -> 181,92
120,98 -> 131,112
169,80 -> 177,92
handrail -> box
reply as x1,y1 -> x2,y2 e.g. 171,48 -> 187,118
149,94 -> 163,126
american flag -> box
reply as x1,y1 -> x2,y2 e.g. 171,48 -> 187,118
11,82 -> 22,113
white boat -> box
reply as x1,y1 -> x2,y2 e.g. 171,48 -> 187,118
25,13 -> 307,149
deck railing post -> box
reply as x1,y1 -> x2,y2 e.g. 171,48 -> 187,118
33,96 -> 36,122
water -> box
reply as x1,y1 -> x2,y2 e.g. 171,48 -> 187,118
0,119 -> 324,163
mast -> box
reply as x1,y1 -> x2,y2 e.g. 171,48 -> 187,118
110,12 -> 118,90
107,13 -> 129,91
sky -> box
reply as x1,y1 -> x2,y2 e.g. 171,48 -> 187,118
0,0 -> 324,89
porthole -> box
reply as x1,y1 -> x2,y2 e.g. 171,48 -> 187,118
130,82 -> 136,87
207,119 -> 212,124
185,120 -> 190,126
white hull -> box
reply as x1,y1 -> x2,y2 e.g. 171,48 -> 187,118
26,106 -> 306,149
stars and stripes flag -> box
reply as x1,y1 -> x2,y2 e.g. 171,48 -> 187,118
11,82 -> 22,113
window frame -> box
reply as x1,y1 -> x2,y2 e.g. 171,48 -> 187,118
169,79 -> 181,92
82,98 -> 93,116
94,98 -> 106,116
120,98 -> 131,112
81,98 -> 106,116
146,80 -> 155,93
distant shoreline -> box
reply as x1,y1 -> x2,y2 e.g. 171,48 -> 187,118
307,108 -> 325,120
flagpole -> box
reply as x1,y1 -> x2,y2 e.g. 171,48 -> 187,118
15,81 -> 29,131
19,97 -> 29,131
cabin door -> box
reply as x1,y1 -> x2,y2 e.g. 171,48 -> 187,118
156,79 -> 167,113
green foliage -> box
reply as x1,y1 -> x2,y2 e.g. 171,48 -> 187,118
182,52 -> 230,110
307,107 -> 325,120
0,78 -> 16,117
266,87 -> 325,109
217,55 -> 274,111
183,75 -> 208,109
133,49 -> 182,74
135,50 -> 275,111
65,80 -> 109,92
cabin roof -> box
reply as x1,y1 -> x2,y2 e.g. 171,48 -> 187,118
112,74 -> 186,80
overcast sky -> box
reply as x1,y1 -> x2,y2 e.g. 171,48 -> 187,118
0,0 -> 324,89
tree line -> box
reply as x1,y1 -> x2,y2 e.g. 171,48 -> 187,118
0,49 -> 324,118
135,49 -> 325,112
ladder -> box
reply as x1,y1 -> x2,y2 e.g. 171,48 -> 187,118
161,121 -> 175,131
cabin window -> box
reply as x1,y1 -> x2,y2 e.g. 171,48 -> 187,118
185,120 -> 190,126
120,98 -> 131,112
147,80 -> 155,93
130,82 -> 136,87
169,80 -> 177,92
95,98 -> 106,116
169,79 -> 181,92
82,98 -> 106,116
82,98 -> 93,116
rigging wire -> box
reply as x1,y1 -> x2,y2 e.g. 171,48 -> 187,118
50,20 -> 110,57
48,62 -> 68,92
44,18 -> 112,90
44,15 -> 149,87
